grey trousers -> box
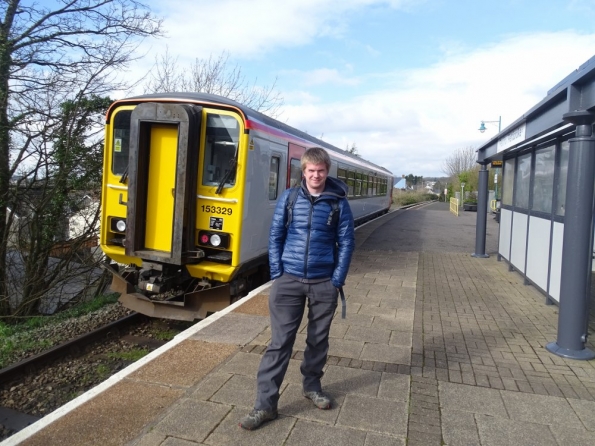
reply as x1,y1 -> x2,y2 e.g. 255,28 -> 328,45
254,274 -> 338,411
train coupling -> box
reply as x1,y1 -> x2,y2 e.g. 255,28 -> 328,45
102,262 -> 231,321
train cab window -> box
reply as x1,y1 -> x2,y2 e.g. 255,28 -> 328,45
202,113 -> 240,188
289,158 -> 302,187
269,156 -> 280,200
112,110 -> 132,175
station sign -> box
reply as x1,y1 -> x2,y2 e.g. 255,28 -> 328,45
491,160 -> 503,168
497,123 -> 526,153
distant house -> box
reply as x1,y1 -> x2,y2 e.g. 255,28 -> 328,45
5,189 -> 103,314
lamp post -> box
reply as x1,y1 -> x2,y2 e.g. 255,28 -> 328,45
460,182 -> 465,207
479,116 -> 502,199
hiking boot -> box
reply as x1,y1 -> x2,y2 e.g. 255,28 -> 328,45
239,409 -> 278,430
303,390 -> 331,409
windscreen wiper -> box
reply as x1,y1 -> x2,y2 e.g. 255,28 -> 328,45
216,143 -> 238,195
119,165 -> 129,184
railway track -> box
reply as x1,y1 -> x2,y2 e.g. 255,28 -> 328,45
0,312 -> 145,385
0,309 -> 193,441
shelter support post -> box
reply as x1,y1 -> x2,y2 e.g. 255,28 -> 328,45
546,110 -> 595,360
472,163 -> 489,258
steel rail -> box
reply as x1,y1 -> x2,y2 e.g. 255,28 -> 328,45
0,312 -> 146,384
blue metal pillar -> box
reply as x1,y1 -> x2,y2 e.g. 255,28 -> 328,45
472,163 -> 489,258
546,110 -> 595,360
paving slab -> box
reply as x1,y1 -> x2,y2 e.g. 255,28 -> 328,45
378,373 -> 410,400
364,432 -> 406,446
326,337 -> 365,359
336,394 -> 408,437
344,325 -> 391,344
210,374 -> 259,409
285,420 -> 367,446
360,343 -> 411,365
322,365 -> 382,396
190,313 -> 270,345
475,413 -> 558,446
567,398 -> 595,431
204,407 -> 295,445
500,391 -> 584,428
550,425 -> 595,446
153,399 -> 232,443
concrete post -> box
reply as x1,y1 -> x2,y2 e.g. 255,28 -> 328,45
546,110 -> 595,360
472,163 -> 489,258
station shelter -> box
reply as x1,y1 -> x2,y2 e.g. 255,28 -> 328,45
474,54 -> 595,361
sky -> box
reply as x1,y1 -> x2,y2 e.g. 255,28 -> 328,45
132,0 -> 595,178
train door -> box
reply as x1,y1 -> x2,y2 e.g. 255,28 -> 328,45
144,124 -> 177,251
125,102 -> 202,265
288,143 -> 306,188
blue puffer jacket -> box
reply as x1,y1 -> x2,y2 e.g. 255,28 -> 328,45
269,176 -> 355,287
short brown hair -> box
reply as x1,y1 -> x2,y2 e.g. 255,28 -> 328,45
301,147 -> 331,171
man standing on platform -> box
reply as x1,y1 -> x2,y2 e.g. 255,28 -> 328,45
240,147 -> 355,430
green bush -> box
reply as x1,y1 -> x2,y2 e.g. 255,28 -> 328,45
393,191 -> 435,207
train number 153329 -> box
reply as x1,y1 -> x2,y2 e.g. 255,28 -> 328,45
201,205 -> 233,215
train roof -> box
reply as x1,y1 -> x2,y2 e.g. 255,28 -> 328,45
117,92 -> 393,176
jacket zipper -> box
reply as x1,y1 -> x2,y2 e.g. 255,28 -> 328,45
304,198 -> 314,277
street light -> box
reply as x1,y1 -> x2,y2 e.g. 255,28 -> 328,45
478,116 -> 501,133
478,116 -> 502,199
461,182 -> 466,207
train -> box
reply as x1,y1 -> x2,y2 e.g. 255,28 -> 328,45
100,92 -> 394,320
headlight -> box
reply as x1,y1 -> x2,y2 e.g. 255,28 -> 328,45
110,217 -> 127,233
116,220 -> 126,232
198,230 -> 230,248
210,234 -> 222,246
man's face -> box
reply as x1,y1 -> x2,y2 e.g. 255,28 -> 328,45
304,162 -> 328,194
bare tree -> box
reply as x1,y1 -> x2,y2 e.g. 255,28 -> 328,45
144,49 -> 284,118
345,143 -> 360,156
0,1 -> 162,317
442,146 -> 477,178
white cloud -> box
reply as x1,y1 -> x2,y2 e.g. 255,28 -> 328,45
281,31 -> 595,177
282,68 -> 361,87
142,0 -> 415,60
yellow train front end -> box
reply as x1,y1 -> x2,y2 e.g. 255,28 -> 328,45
100,97 -> 250,320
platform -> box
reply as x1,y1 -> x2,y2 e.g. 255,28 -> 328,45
4,202 -> 595,446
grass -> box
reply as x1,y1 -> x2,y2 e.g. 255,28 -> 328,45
152,329 -> 178,341
95,363 -> 112,380
0,293 -> 121,369
107,348 -> 150,362
393,190 -> 437,207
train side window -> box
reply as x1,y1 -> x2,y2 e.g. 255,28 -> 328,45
347,170 -> 355,197
289,158 -> 302,187
355,172 -> 362,196
269,156 -> 280,200
337,167 -> 347,184
112,110 -> 132,175
202,113 -> 240,188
